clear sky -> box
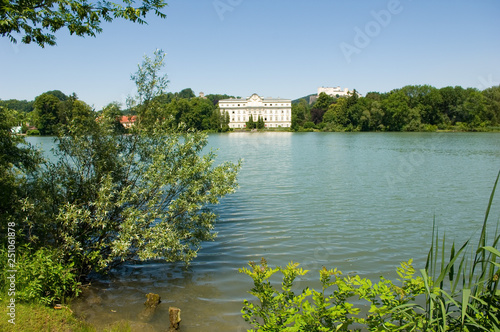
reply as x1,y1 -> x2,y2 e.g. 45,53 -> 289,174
1,0 -> 499,110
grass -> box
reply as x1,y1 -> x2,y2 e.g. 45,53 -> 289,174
0,299 -> 131,332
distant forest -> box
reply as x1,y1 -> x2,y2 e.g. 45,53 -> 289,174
0,88 -> 234,135
292,85 -> 500,132
1,85 -> 500,134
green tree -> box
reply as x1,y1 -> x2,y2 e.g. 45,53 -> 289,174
101,102 -> 125,133
67,99 -> 95,131
438,86 -> 467,124
33,92 -> 61,135
310,107 -> 325,125
292,98 -> 311,127
0,107 -> 40,236
167,98 -> 191,127
223,110 -> 230,131
257,115 -> 265,129
0,98 -> 34,113
209,107 -> 222,131
311,92 -> 335,124
482,85 -> 500,125
1,0 -> 167,47
178,88 -> 196,100
22,51 -> 241,278
206,94 -> 234,106
463,88 -> 488,128
368,101 -> 385,131
323,98 -> 348,129
45,90 -> 69,101
382,90 -> 411,131
130,49 -> 170,129
246,114 -> 256,129
312,92 -> 335,113
208,109 -> 231,132
182,97 -> 214,130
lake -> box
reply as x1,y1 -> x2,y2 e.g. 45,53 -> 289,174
27,132 -> 500,331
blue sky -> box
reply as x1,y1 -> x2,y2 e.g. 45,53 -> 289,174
1,0 -> 499,110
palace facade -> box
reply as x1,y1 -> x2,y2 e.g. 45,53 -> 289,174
218,94 -> 292,129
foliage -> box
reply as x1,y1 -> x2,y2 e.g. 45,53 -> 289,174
0,245 -> 81,305
131,50 -> 170,108
19,51 -> 241,279
205,93 -> 235,106
0,98 -> 34,113
257,115 -> 265,129
291,85 -> 500,132
178,88 -> 196,99
240,258 -> 427,331
303,121 -> 316,129
241,171 -> 500,331
26,129 -> 40,135
246,114 -> 256,129
30,91 -> 94,135
33,93 -> 61,135
44,90 -> 69,101
100,102 -> 126,133
4,84 -> 500,134
1,0 -> 167,47
11,84 -> 500,134
0,108 -> 41,236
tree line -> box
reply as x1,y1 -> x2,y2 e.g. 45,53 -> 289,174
0,88 -> 234,135
292,85 -> 500,132
3,84 -> 500,135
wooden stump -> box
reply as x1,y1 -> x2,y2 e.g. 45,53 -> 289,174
138,293 -> 161,322
168,307 -> 181,331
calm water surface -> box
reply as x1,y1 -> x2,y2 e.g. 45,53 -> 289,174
28,133 -> 500,331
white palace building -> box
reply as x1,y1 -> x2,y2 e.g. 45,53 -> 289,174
218,94 -> 292,129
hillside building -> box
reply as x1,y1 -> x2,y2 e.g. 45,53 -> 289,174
218,93 -> 292,129
317,86 -> 353,98
308,86 -> 356,104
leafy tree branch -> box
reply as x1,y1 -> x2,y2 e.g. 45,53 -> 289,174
0,0 -> 167,47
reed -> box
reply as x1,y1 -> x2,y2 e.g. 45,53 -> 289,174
404,170 -> 500,331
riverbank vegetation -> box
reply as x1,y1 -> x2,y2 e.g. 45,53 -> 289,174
240,171 -> 500,331
292,85 -> 500,132
0,297 -> 134,331
2,84 -> 500,135
0,87 -> 234,136
0,50 -> 240,327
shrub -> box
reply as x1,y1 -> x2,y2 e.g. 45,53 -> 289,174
0,245 -> 81,305
303,121 -> 316,129
240,258 -> 427,331
26,129 -> 40,135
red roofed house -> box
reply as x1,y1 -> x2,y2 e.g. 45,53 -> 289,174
120,115 -> 137,129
